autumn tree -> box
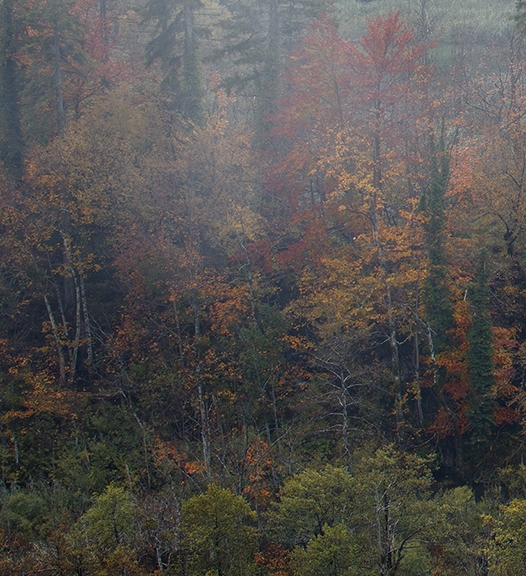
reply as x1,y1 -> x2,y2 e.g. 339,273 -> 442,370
272,13 -> 437,442
102,84 -> 301,489
0,90 -> 161,490
437,29 -> 526,475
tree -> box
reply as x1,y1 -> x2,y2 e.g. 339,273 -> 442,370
3,491 -> 50,541
485,499 -> 526,576
267,448 -> 440,576
181,484 -> 257,576
429,486 -> 489,575
515,0 -> 526,34
68,485 -> 144,575
269,466 -> 353,548
349,446 -> 435,576
19,0 -> 86,139
466,259 -> 496,455
208,0 -> 331,150
292,524 -> 356,576
143,0 -> 204,124
421,135 -> 455,358
0,0 -> 24,179
269,12 -> 436,440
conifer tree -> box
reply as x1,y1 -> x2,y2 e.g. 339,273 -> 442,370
143,0 -> 204,125
210,0 -> 330,144
421,135 -> 454,355
466,259 -> 496,452
19,0 -> 87,142
0,0 -> 24,179
418,135 -> 456,438
256,0 -> 281,146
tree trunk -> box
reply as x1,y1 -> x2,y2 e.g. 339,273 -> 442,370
44,293 -> 66,384
53,19 -> 65,133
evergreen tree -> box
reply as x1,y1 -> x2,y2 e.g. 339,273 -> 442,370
20,0 -> 86,142
210,0 -> 331,144
0,0 -> 24,179
257,0 -> 281,146
143,0 -> 204,125
420,135 -> 461,470
421,135 -> 454,354
466,259 -> 496,453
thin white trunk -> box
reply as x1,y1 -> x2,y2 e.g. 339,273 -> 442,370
79,272 -> 93,364
60,232 -> 81,382
70,268 -> 81,383
44,293 -> 66,384
198,380 -> 211,483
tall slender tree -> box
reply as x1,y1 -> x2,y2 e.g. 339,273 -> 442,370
210,0 -> 330,145
0,0 -> 24,179
466,258 -> 496,455
421,135 -> 455,356
143,0 -> 204,125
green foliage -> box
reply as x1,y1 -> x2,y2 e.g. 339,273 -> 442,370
429,486 -> 488,575
0,0 -> 24,179
497,464 -> 526,499
292,523 -> 356,576
68,485 -> 140,574
143,0 -> 204,123
350,446 -> 435,576
75,485 -> 136,549
3,491 -> 49,540
238,304 -> 291,425
486,499 -> 526,575
515,0 -> 526,33
181,484 -> 257,576
466,260 -> 496,451
422,135 -> 454,355
269,465 -> 353,547
271,449 -> 441,576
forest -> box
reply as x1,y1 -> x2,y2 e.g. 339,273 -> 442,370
3,0 -> 526,572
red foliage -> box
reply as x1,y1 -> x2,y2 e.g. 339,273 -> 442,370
255,542 -> 293,576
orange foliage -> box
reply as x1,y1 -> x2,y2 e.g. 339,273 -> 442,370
255,542 -> 293,576
242,439 -> 274,506
152,436 -> 203,477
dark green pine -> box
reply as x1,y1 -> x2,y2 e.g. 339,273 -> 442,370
144,0 -> 204,126
422,135 -> 454,354
466,261 -> 496,448
0,0 -> 24,180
